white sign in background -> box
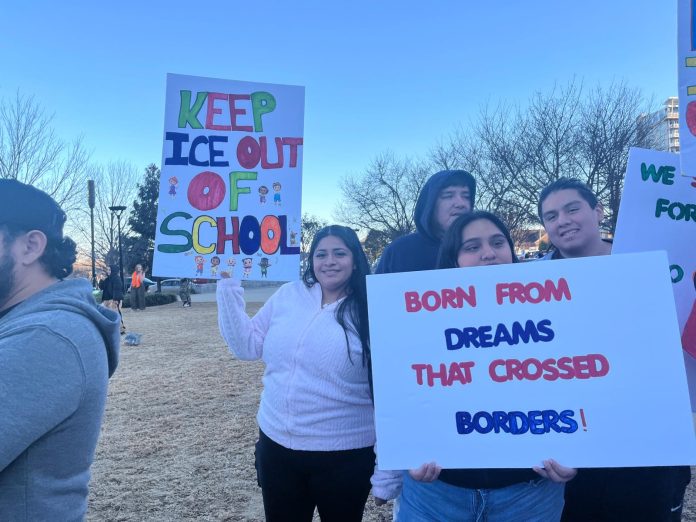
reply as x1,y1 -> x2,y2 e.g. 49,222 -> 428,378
679,0 -> 696,175
367,252 -> 695,470
614,147 -> 696,407
153,73 -> 305,281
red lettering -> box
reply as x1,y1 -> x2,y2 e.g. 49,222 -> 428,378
546,278 -> 572,302
188,171 -> 226,211
405,292 -> 421,312
402,286 -> 477,312
488,354 -> 610,383
442,288 -> 457,309
237,136 -> 261,169
282,137 -> 303,167
260,137 -> 284,169
229,94 -> 253,132
489,359 -> 507,382
206,92 -> 230,131
216,216 -> 240,254
422,291 -> 441,312
411,363 -> 427,385
496,279 -> 572,305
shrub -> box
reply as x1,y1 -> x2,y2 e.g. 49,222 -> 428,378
123,293 -> 177,308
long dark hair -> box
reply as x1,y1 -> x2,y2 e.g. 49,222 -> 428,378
437,211 -> 519,269
303,225 -> 371,366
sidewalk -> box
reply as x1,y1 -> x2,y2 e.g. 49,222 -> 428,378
190,283 -> 283,303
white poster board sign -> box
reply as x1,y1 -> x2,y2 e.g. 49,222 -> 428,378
614,147 -> 696,407
679,0 -> 696,175
367,252 -> 696,469
153,73 -> 305,281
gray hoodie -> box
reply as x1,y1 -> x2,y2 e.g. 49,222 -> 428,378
0,278 -> 120,520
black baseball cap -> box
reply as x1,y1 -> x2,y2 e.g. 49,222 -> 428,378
0,179 -> 66,239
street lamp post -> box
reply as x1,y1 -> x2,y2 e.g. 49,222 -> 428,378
108,205 -> 127,286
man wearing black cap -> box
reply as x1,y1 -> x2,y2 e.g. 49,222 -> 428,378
0,180 -> 120,519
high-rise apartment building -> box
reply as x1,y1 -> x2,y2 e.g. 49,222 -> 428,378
638,97 -> 680,152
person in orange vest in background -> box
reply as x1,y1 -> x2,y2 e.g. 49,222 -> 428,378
130,264 -> 146,311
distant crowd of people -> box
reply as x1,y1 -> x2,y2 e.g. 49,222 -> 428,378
0,173 -> 692,521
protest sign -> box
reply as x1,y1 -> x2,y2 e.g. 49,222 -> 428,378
679,0 -> 696,175
367,252 -> 696,469
614,147 -> 696,406
153,73 -> 304,281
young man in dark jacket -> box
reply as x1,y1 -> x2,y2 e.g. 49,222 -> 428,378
0,180 -> 120,520
375,169 -> 476,274
538,177 -> 691,522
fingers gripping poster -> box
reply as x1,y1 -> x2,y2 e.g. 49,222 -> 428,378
367,253 -> 696,469
153,74 -> 304,281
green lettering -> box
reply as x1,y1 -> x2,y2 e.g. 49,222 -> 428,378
157,212 -> 193,253
659,166 -> 675,185
229,171 -> 258,211
641,163 -> 675,185
671,264 -> 684,283
178,90 -> 207,129
251,91 -> 276,132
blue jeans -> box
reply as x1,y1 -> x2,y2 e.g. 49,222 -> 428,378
397,472 -> 565,522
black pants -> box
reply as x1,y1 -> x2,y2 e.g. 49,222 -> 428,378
254,430 -> 374,522
561,466 -> 691,522
132,286 -> 146,310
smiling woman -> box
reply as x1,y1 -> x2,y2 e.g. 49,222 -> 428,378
216,225 -> 398,521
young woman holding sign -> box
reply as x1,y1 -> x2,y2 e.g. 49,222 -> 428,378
393,211 -> 576,521
217,225 -> 395,521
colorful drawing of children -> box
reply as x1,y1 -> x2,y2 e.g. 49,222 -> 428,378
168,176 -> 178,197
258,257 -> 271,278
194,255 -> 205,276
272,181 -> 282,206
210,256 -> 221,276
242,257 -> 253,279
259,185 -> 269,204
227,258 -> 236,272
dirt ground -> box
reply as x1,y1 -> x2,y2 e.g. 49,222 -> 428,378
88,299 -> 696,521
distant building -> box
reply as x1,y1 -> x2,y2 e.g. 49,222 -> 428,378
638,97 -> 680,153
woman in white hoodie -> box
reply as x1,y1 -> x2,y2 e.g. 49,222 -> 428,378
217,225 -> 394,521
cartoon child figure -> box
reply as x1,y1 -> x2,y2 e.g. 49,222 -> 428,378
242,257 -> 253,279
272,181 -> 282,206
194,255 -> 205,276
290,231 -> 298,246
210,256 -> 221,276
168,176 -> 178,198
226,258 -> 236,274
259,185 -> 269,204
258,257 -> 271,278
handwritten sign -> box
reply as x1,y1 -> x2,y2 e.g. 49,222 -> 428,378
153,73 -> 304,281
614,147 -> 696,407
367,252 -> 696,469
679,0 -> 696,175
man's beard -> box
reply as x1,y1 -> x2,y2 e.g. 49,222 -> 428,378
0,251 -> 16,309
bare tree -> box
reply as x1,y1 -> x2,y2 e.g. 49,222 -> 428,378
72,161 -> 140,268
0,92 -> 91,213
432,80 -> 655,237
300,213 -> 328,274
335,152 -> 431,240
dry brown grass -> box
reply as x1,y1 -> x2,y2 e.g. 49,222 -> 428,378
87,300 -> 392,521
87,299 -> 695,521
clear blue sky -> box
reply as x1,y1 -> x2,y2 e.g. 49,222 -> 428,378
1,0 -> 677,221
